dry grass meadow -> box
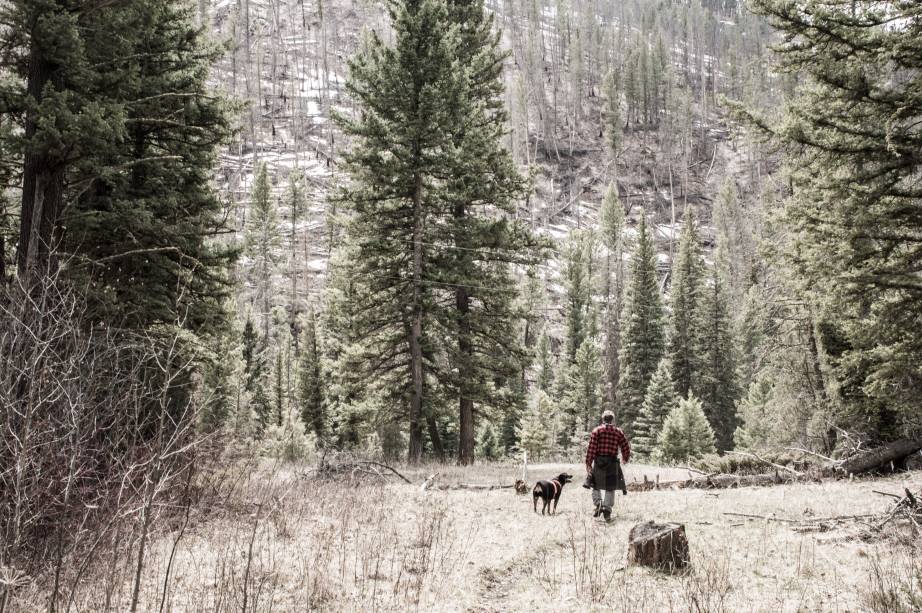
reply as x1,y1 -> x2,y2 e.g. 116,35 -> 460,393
12,460 -> 922,612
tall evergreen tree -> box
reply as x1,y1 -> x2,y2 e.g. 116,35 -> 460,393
599,183 -> 625,412
337,0 -> 537,463
619,211 -> 665,435
3,0 -> 121,283
321,246 -> 370,449
247,163 -> 280,338
712,178 -> 751,303
269,307 -> 292,427
604,70 -> 622,155
251,372 -> 273,438
698,263 -> 740,451
536,329 -> 555,393
634,358 -> 678,457
241,315 -> 263,392
563,231 -> 591,365
3,0 -> 235,331
298,309 -> 326,440
744,1 -> 922,433
200,331 -> 236,431
561,337 -> 604,438
668,211 -> 704,398
286,169 -> 308,319
336,0 -> 457,461
440,0 -> 539,465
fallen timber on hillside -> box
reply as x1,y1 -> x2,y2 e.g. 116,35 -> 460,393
630,435 -> 922,492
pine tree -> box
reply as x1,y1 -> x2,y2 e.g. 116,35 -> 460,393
337,0 -> 537,463
712,178 -> 751,303
561,338 -> 604,438
742,0 -> 922,429
656,393 -> 716,462
321,246 -> 369,449
298,309 -> 325,440
499,408 -> 520,455
4,0 -> 123,283
476,422 -> 500,460
200,330 -> 236,431
734,378 -> 774,450
634,358 -> 678,458
286,169 -> 308,318
668,211 -> 704,398
5,0 -> 235,330
336,0 -> 458,461
247,163 -> 280,338
698,263 -> 740,451
619,211 -> 665,435
269,306 -> 293,428
273,348 -> 286,427
241,315 -> 263,392
429,0 -> 538,465
599,183 -> 625,411
604,70 -> 622,155
536,329 -> 555,393
563,231 -> 591,365
251,373 -> 274,438
517,390 -> 554,459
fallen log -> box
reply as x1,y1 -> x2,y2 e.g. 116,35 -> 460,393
444,483 -> 515,491
828,435 -> 922,477
625,437 -> 922,493
627,470 -> 799,492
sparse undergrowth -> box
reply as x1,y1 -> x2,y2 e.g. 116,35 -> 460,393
6,461 -> 921,612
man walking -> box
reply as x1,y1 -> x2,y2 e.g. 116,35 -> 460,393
584,409 -> 630,522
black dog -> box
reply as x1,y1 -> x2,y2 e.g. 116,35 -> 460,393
532,473 -> 574,515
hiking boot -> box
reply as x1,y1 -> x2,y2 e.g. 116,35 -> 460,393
602,507 -> 612,522
593,500 -> 602,518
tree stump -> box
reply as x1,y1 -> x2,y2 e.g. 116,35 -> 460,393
627,521 -> 689,571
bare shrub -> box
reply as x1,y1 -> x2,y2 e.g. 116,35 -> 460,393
566,518 -> 619,603
682,547 -> 732,613
0,274 -> 205,612
863,549 -> 922,613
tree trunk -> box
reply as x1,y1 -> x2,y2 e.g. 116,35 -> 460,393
18,37 -> 66,283
457,285 -> 475,465
0,194 -> 6,283
198,0 -> 208,29
426,414 -> 444,460
627,521 -> 689,571
408,173 -> 425,463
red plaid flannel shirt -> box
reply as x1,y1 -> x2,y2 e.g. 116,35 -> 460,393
585,424 -> 631,466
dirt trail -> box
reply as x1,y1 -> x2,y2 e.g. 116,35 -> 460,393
468,543 -> 552,612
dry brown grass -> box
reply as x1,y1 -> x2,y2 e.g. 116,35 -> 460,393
10,460 -> 922,612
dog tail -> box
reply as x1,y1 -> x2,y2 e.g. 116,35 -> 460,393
532,483 -> 542,495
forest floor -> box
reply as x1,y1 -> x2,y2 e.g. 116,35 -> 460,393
28,460 -> 922,612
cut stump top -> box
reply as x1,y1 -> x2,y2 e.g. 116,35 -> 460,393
628,521 -> 689,572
